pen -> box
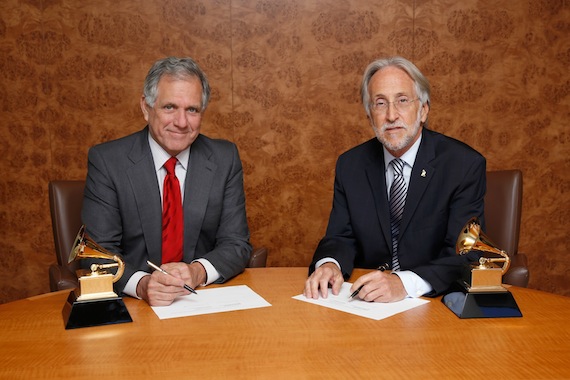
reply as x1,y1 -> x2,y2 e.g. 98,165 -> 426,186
147,260 -> 198,295
348,263 -> 389,299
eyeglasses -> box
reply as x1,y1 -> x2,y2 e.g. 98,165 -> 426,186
370,97 -> 420,114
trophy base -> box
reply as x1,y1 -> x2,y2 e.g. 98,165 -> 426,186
442,284 -> 522,319
62,290 -> 133,329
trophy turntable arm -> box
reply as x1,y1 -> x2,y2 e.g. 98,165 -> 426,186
477,253 -> 511,275
87,256 -> 125,283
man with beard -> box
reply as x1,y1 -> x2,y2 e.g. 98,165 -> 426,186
303,56 -> 486,302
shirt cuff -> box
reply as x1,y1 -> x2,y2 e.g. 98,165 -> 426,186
315,257 -> 341,270
392,270 -> 433,298
193,258 -> 220,286
123,271 -> 150,299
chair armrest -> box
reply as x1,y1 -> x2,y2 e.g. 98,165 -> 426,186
503,253 -> 529,288
247,247 -> 268,268
48,264 -> 79,292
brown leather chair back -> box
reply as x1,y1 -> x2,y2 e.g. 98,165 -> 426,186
48,180 -> 84,291
484,170 -> 529,287
484,170 -> 522,256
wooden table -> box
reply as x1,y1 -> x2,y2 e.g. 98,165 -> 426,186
1,268 -> 569,379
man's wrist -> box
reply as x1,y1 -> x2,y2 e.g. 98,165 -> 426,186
136,274 -> 151,301
192,258 -> 220,285
392,270 -> 433,298
188,261 -> 208,286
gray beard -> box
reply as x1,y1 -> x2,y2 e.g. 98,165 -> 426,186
373,106 -> 422,152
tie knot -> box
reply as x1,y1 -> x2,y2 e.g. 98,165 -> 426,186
164,157 -> 178,175
390,158 -> 405,176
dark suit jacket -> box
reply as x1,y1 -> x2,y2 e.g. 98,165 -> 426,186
82,127 -> 252,293
310,128 -> 486,296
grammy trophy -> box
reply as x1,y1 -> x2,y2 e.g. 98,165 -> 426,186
442,217 -> 522,318
62,225 -> 133,329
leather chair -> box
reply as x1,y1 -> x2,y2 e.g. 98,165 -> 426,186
484,170 -> 529,287
48,180 -> 268,292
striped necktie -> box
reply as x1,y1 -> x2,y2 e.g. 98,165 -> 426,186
389,158 -> 406,271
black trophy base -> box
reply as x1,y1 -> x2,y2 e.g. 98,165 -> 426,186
442,285 -> 522,319
62,290 -> 133,329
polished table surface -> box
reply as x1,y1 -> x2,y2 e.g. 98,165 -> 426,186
1,267 -> 570,379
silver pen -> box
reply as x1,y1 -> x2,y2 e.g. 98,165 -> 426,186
147,260 -> 198,295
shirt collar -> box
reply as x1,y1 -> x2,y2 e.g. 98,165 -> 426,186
383,133 -> 422,171
148,133 -> 190,172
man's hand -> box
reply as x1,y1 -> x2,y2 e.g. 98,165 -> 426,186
162,261 -> 207,288
349,270 -> 407,302
303,262 -> 344,299
137,262 -> 207,306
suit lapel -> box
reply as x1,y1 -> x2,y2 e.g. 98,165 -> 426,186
182,136 -> 217,259
126,128 -> 163,264
365,143 -> 393,249
399,129 -> 435,239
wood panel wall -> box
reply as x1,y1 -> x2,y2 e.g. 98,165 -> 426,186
0,0 -> 568,303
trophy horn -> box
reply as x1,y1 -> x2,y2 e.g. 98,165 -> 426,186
68,225 -> 125,283
456,217 -> 511,275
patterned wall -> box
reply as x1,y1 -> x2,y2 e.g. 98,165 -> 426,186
0,0 -> 568,303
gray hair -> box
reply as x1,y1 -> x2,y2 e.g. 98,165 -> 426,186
143,57 -> 211,111
360,56 -> 430,122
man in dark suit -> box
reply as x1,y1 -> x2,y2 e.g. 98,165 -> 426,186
82,57 -> 251,306
304,56 -> 485,302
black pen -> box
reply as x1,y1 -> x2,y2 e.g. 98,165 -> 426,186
147,260 -> 198,295
348,263 -> 389,299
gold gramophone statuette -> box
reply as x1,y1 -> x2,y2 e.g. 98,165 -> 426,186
62,225 -> 132,329
456,217 -> 510,292
441,217 -> 522,319
69,225 -> 126,301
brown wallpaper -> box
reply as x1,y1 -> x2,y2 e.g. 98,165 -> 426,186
0,0 -> 568,303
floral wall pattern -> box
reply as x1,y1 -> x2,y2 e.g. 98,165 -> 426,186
0,0 -> 568,303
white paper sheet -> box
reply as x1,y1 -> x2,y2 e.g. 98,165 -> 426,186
292,282 -> 429,320
151,285 -> 271,320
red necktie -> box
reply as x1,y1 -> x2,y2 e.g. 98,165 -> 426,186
161,157 -> 183,264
